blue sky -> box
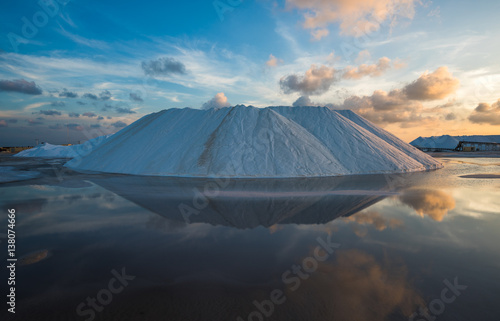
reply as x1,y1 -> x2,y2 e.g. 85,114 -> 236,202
1,0 -> 500,145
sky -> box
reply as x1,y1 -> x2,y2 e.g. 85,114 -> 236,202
1,0 -> 500,145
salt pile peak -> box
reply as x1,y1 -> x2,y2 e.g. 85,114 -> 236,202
65,106 -> 442,177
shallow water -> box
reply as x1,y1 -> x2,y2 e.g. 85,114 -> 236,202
0,156 -> 499,320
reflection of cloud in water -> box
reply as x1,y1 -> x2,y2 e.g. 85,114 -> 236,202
19,249 -> 50,266
268,224 -> 285,234
3,198 -> 47,214
342,210 -> 403,237
399,189 -> 455,221
287,250 -> 424,320
146,214 -> 187,232
63,194 -> 83,204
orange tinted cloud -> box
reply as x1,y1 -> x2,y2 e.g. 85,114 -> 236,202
404,66 -> 460,100
311,28 -> 330,41
343,210 -> 403,231
468,99 -> 500,125
280,65 -> 338,95
266,54 -> 283,67
287,249 -> 424,320
201,92 -> 230,110
286,0 -> 419,37
398,189 -> 456,221
331,67 -> 460,127
342,57 -> 392,79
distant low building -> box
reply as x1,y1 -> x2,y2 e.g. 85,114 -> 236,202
411,135 -> 500,152
456,141 -> 500,152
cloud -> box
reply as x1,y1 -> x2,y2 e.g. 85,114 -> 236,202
129,92 -> 143,102
332,66 -> 459,126
286,249 -> 424,320
445,113 -> 457,121
27,119 -> 43,126
336,89 -> 429,126
266,54 -> 282,67
82,90 -> 111,101
355,50 -> 371,63
343,210 -> 403,231
403,66 -> 460,100
49,124 -> 63,130
111,121 -> 127,128
141,57 -> 187,77
37,110 -> 62,116
115,107 -> 136,114
292,95 -> 315,107
82,112 -> 97,118
97,116 -> 104,120
342,57 -> 392,79
0,79 -> 42,95
280,65 -> 337,95
102,103 -> 113,111
202,92 -> 231,110
50,101 -> 65,107
398,189 -> 456,222
311,28 -> 329,41
66,123 -> 84,131
59,88 -> 78,98
393,58 -> 407,69
77,101 -> 87,105
83,93 -> 98,100
468,99 -> 500,125
0,118 -> 17,127
90,124 -> 101,128
286,0 -> 420,37
102,103 -> 136,114
68,112 -> 80,118
99,90 -> 112,101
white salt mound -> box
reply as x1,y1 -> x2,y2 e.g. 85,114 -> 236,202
65,106 -> 442,177
411,135 -> 500,149
15,135 -> 109,158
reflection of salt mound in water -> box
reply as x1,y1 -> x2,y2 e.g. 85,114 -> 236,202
90,174 -> 409,228
66,106 -> 442,177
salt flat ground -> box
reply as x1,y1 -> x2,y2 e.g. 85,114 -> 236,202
0,156 -> 499,321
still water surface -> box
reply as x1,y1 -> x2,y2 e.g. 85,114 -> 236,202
0,157 -> 499,321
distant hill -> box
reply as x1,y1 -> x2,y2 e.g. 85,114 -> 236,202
410,135 -> 500,149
